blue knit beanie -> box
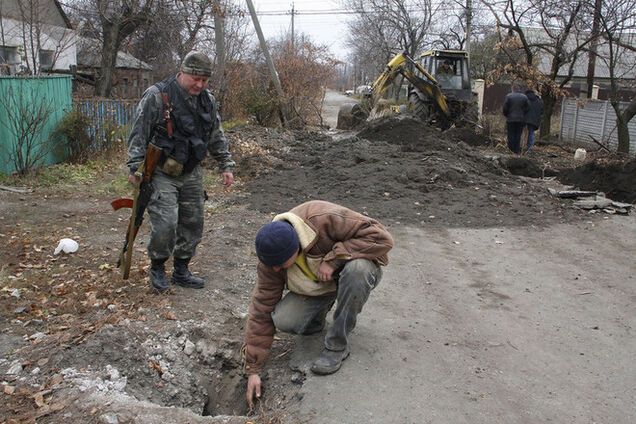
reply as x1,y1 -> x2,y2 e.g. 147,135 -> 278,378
255,221 -> 300,266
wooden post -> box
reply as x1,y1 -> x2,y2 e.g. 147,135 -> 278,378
600,100 -> 608,143
245,0 -> 287,125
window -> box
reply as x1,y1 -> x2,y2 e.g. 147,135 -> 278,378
0,46 -> 19,75
39,50 -> 54,70
123,78 -> 129,86
0,46 -> 19,64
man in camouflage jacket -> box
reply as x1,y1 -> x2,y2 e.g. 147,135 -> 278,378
126,51 -> 235,292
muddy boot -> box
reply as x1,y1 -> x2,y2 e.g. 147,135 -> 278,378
172,258 -> 205,289
310,346 -> 350,375
150,259 -> 170,292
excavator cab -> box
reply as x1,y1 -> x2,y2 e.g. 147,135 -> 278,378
417,50 -> 475,108
406,50 -> 478,127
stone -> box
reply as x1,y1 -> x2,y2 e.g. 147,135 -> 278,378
183,340 -> 195,356
7,360 -> 23,375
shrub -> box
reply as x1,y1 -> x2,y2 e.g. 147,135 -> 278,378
51,109 -> 92,163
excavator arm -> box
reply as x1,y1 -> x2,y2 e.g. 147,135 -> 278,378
337,51 -> 450,129
369,52 -> 449,117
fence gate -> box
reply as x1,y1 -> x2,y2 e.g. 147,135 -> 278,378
0,75 -> 73,175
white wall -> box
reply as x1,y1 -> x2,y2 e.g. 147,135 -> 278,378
1,16 -> 77,74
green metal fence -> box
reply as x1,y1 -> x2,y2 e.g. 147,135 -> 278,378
0,75 -> 73,175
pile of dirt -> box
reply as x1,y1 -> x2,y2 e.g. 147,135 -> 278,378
244,117 -> 582,228
559,158 -> 636,203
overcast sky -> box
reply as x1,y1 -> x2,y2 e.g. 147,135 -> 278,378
250,0 -> 352,59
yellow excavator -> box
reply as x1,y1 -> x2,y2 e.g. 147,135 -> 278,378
337,50 -> 478,130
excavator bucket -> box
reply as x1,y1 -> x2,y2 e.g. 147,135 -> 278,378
336,102 -> 369,130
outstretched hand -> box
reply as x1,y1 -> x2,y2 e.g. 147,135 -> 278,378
221,171 -> 234,188
246,374 -> 262,410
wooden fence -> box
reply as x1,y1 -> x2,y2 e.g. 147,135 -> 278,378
74,98 -> 138,149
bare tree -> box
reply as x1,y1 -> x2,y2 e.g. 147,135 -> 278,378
0,84 -> 55,175
93,0 -> 155,97
483,0 -> 594,138
593,0 -> 636,154
123,0 -> 251,93
342,0 -> 437,99
469,29 -> 501,79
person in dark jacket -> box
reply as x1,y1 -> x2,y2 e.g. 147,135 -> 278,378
502,83 -> 529,154
524,89 -> 544,152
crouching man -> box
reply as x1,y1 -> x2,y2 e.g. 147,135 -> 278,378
242,200 -> 394,408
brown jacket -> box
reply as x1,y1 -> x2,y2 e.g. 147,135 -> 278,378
243,200 -> 394,375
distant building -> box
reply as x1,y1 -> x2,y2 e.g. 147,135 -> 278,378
482,28 -> 636,112
75,37 -> 153,99
0,0 -> 77,75
524,27 -> 636,98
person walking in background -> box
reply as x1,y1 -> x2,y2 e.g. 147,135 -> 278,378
524,89 -> 544,153
502,82 -> 529,154
126,51 -> 235,292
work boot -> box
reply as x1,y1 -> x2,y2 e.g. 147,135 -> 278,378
172,258 -> 205,289
310,346 -> 350,375
150,259 -> 170,292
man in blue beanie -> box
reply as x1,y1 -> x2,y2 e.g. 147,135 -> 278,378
242,200 -> 394,408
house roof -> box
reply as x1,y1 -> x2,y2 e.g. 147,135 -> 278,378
54,0 -> 73,29
523,27 -> 636,80
77,37 -> 152,71
1,0 -> 73,29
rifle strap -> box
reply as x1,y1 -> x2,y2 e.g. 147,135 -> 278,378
161,92 -> 174,138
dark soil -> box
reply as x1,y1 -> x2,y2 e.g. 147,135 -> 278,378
245,116 -> 585,228
559,158 -> 636,203
1,118 -> 632,423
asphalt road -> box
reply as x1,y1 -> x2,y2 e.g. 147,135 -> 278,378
322,89 -> 356,129
290,217 -> 636,423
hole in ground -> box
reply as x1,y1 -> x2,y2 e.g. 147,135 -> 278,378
203,367 -> 249,416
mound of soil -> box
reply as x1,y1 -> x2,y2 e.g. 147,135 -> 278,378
559,158 -> 636,203
243,117 -> 581,228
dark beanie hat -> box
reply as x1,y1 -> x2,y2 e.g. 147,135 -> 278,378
255,221 -> 300,266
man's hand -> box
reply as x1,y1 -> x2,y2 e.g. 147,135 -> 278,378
246,374 -> 261,409
317,261 -> 335,281
221,171 -> 234,188
128,173 -> 141,186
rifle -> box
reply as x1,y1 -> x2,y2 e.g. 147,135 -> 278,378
111,143 -> 163,279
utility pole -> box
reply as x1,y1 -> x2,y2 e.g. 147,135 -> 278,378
465,0 -> 472,56
586,0 -> 602,99
245,0 -> 287,125
290,3 -> 295,52
213,0 -> 227,111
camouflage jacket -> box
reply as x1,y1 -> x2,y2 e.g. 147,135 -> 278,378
126,80 -> 235,173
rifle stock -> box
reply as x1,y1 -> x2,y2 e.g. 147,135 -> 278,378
118,143 -> 163,279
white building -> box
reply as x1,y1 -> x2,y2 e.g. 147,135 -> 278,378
0,0 -> 77,75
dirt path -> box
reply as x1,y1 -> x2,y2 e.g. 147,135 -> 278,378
289,218 -> 636,423
1,118 -> 635,423
322,89 -> 354,129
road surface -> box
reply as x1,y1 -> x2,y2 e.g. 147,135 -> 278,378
290,217 -> 636,423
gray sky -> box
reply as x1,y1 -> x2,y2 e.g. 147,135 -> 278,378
250,0 -> 352,59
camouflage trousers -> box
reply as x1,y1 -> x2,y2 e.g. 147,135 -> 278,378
147,165 -> 204,261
